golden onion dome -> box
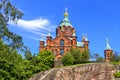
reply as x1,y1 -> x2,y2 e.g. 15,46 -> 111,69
64,12 -> 68,17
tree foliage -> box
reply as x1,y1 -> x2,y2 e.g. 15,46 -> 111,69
0,1 -> 55,79
0,40 -> 55,79
30,50 -> 54,73
0,0 -> 27,53
92,53 -> 104,62
62,48 -> 90,66
113,52 -> 120,62
62,52 -> 74,66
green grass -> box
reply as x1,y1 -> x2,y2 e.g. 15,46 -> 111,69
111,62 -> 120,64
56,62 -> 96,69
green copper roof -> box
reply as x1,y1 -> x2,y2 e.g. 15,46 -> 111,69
77,42 -> 84,47
59,8 -> 73,27
105,38 -> 112,50
60,16 -> 73,27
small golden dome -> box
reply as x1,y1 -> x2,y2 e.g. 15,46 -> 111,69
64,12 -> 68,17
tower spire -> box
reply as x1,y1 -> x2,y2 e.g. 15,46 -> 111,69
40,35 -> 44,41
47,29 -> 51,36
106,37 -> 112,50
64,7 -> 68,17
85,33 -> 88,41
82,33 -> 85,39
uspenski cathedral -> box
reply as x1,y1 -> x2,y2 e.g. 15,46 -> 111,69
39,8 -> 113,62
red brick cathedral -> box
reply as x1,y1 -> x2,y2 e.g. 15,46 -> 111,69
39,8 -> 89,57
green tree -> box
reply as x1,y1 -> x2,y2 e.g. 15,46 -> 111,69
97,57 -> 104,62
80,50 -> 90,62
70,48 -> 90,64
113,52 -> 120,62
93,53 -> 99,61
0,39 -> 35,80
70,48 -> 81,64
0,0 -> 27,53
62,48 -> 90,66
30,50 -> 54,73
38,50 -> 54,68
0,39 -> 24,79
93,53 -> 104,62
25,49 -> 33,60
62,52 -> 74,66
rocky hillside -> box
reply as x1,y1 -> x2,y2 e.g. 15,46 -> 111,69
29,63 -> 120,80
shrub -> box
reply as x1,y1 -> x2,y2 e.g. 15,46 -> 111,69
70,48 -> 90,64
114,71 -> 120,78
62,53 -> 74,66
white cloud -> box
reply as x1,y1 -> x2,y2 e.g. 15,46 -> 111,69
9,18 -> 51,30
8,18 -> 56,41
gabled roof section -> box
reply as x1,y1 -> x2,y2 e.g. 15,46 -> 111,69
59,8 -> 73,27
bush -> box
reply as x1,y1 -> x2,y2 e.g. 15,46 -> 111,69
62,48 -> 90,66
70,48 -> 81,64
31,50 -> 55,73
70,48 -> 90,64
62,53 -> 74,66
114,72 -> 120,78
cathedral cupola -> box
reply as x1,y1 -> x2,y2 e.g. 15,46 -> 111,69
59,8 -> 73,27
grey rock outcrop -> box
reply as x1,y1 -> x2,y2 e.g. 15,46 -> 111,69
29,63 -> 118,80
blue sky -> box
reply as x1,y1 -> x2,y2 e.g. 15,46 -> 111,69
9,0 -> 120,57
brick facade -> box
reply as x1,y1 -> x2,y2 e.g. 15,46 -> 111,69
39,9 -> 89,58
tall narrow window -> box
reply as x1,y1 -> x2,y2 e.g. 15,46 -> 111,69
60,49 -> 64,55
60,40 -> 64,46
68,28 -> 70,36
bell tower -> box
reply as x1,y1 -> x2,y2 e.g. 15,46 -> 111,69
104,38 -> 113,62
40,37 -> 44,51
46,30 -> 52,50
84,33 -> 89,50
72,30 -> 77,48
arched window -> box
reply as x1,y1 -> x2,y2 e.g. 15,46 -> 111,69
68,28 -> 71,36
60,40 -> 64,46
